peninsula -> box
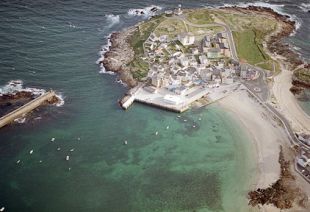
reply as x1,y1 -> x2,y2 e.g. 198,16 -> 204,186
99,5 -> 310,211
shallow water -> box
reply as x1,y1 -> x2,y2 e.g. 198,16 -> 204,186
0,0 -> 308,211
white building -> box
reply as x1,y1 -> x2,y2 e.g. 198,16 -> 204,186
179,56 -> 189,67
199,55 -> 208,65
178,33 -> 195,46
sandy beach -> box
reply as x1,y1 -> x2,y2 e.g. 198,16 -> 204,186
219,89 -> 283,189
218,87 -> 310,211
272,68 -> 310,134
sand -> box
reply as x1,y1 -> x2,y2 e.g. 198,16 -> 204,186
219,89 -> 283,189
272,68 -> 310,134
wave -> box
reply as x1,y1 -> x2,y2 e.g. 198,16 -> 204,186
14,117 -> 26,124
55,93 -> 65,107
0,80 -> 45,97
128,5 -> 162,17
96,33 -> 116,75
116,79 -> 127,87
0,80 -> 65,106
216,1 -> 302,35
298,3 -> 310,12
105,14 -> 120,28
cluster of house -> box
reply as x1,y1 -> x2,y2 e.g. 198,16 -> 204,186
297,149 -> 310,179
141,19 -> 260,98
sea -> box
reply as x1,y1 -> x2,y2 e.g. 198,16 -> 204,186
0,0 -> 309,211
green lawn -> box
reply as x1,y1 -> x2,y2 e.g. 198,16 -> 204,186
233,30 -> 270,65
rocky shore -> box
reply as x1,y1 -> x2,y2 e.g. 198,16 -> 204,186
248,146 -> 308,209
99,27 -> 137,87
99,6 -> 309,90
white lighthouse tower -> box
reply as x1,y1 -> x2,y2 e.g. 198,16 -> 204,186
176,4 -> 183,15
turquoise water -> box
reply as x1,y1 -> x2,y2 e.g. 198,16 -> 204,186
1,104 -> 256,211
0,0 -> 308,211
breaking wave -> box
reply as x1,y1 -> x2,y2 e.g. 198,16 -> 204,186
128,5 -> 162,17
105,14 -> 120,27
55,93 -> 65,107
298,3 -> 310,12
0,80 -> 65,107
0,80 -> 45,97
96,33 -> 116,75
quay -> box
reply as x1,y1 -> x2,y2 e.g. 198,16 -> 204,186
120,83 -> 238,113
0,90 -> 57,128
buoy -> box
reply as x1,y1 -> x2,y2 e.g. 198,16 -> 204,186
51,137 -> 55,142
124,140 -> 128,145
16,160 -> 21,164
166,126 -> 169,130
29,150 -> 33,154
155,131 -> 159,135
70,148 -> 74,152
0,207 -> 5,211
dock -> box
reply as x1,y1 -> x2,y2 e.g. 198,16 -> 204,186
119,83 -> 238,113
0,90 -> 57,128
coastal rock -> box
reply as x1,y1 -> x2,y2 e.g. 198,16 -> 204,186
248,146 -> 307,209
99,27 -> 137,87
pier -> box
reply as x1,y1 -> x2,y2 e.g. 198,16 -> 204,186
0,90 -> 57,128
120,83 -> 238,113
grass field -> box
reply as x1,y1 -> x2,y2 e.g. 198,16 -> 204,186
186,10 -> 214,25
233,29 -> 271,65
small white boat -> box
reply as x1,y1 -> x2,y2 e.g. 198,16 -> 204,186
51,137 -> 55,142
68,167 -> 71,171
39,160 -> 42,163
0,206 -> 5,212
184,119 -> 187,122
198,118 -> 202,121
166,126 -> 169,130
77,137 -> 81,141
124,140 -> 128,145
16,160 -> 21,164
177,115 -> 181,118
70,148 -> 74,152
57,147 -> 61,151
193,125 -> 196,128
29,150 -> 33,154
155,131 -> 159,135
66,156 -> 70,161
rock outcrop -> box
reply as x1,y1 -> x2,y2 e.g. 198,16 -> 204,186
99,27 -> 137,87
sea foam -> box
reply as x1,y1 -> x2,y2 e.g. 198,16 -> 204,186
97,33 -> 116,75
105,14 -> 120,27
127,5 -> 162,17
298,3 -> 310,12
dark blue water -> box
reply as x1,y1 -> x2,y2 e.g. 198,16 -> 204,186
0,0 -> 309,211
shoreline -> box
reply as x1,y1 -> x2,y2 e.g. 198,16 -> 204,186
219,89 -> 310,211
